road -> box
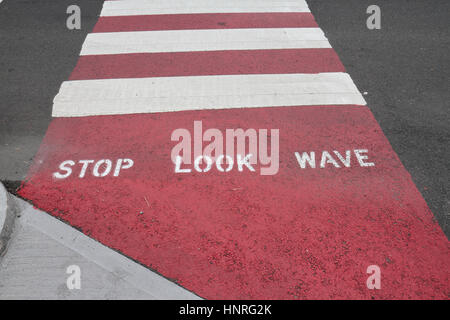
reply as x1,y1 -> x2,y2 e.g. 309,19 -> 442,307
1,0 -> 448,237
0,0 -> 449,299
0,0 -> 103,182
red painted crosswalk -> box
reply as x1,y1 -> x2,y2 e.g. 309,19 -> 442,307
19,0 -> 449,299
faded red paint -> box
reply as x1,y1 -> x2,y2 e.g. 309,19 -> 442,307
19,106 -> 450,299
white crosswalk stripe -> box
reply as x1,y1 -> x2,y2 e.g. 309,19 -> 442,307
100,0 -> 310,16
80,28 -> 330,56
53,73 -> 366,117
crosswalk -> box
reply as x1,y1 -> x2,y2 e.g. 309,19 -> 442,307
53,1 -> 364,117
19,0 -> 449,299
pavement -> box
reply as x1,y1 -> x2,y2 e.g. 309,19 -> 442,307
0,182 -> 200,299
1,0 -> 448,239
0,0 -> 449,300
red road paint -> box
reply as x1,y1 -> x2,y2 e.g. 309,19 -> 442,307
93,13 -> 318,33
69,49 -> 345,80
19,106 -> 449,299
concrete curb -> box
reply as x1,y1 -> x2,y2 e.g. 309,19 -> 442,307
0,194 -> 200,299
0,182 -> 16,257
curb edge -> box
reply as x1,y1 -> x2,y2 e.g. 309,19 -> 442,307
0,182 -> 17,257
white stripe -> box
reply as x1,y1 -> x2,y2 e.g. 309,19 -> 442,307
101,0 -> 310,16
81,28 -> 330,55
52,73 -> 366,117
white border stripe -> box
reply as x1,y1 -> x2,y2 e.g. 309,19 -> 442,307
52,73 -> 366,117
101,0 -> 310,16
80,28 -> 330,55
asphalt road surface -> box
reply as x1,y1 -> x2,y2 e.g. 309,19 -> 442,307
0,0 -> 104,181
0,0 -> 448,237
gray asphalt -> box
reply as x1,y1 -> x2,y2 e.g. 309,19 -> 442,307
0,0 -> 448,237
0,0 -> 103,181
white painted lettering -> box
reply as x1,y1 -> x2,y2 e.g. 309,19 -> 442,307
237,154 -> 255,172
194,155 -> 213,173
294,152 -> 316,169
114,158 -> 134,176
79,159 -> 94,178
354,149 -> 375,167
53,160 -> 75,179
175,155 -> 191,173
